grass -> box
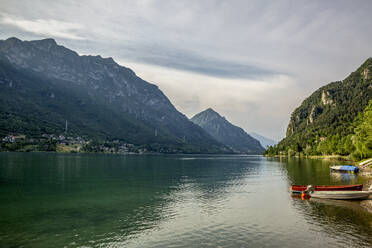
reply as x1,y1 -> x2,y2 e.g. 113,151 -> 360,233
56,144 -> 81,153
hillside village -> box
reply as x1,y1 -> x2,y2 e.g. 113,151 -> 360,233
0,133 -> 148,154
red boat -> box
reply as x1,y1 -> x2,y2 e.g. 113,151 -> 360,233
290,184 -> 363,194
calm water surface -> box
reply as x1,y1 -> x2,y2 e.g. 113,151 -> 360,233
0,153 -> 371,247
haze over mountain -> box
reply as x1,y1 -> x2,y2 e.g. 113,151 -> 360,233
191,108 -> 264,154
249,132 -> 277,148
0,37 -> 228,153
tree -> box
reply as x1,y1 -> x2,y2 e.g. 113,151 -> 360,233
304,145 -> 312,156
317,139 -> 330,155
329,135 -> 340,154
287,148 -> 295,157
353,100 -> 372,159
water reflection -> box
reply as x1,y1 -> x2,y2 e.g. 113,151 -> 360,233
0,153 -> 371,248
282,156 -> 372,247
291,197 -> 372,247
0,153 -> 260,247
330,172 -> 359,183
277,156 -> 366,187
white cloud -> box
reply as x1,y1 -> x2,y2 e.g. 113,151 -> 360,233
118,59 -> 302,140
0,16 -> 84,40
0,0 -> 371,140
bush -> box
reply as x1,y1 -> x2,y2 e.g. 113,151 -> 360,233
287,148 -> 295,157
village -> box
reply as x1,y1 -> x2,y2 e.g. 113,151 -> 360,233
0,133 -> 148,154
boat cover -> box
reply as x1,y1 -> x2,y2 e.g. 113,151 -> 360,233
331,165 -> 359,172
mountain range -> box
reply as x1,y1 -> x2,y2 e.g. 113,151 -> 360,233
0,37 -> 230,153
249,132 -> 276,148
191,108 -> 265,154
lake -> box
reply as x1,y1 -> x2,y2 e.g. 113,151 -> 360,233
0,153 -> 371,247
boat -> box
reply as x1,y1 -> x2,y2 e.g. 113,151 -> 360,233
309,191 -> 370,200
290,184 -> 363,194
330,165 -> 359,174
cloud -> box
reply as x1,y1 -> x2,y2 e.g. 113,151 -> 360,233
119,59 -> 300,141
114,44 -> 280,79
0,0 -> 372,140
0,15 -> 84,40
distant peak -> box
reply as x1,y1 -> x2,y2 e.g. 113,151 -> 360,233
32,38 -> 57,46
3,37 -> 58,48
191,108 -> 223,121
5,37 -> 21,43
84,55 -> 115,64
3,37 -> 22,46
203,108 -> 218,114
105,57 -> 115,63
42,38 -> 57,44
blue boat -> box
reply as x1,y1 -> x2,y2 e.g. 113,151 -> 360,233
330,165 -> 359,174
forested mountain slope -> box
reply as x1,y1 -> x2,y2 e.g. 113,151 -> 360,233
265,58 -> 372,158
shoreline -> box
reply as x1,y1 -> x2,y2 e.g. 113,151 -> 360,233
265,154 -> 354,162
0,150 -> 260,156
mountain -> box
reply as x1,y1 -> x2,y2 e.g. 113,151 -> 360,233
0,37 -> 228,153
266,58 -> 372,157
190,108 -> 265,154
249,132 -> 276,148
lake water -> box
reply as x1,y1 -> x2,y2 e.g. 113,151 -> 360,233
0,153 -> 371,247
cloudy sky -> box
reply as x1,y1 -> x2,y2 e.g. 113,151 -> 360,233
1,0 -> 372,140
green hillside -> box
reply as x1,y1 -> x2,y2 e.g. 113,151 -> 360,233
265,58 -> 372,159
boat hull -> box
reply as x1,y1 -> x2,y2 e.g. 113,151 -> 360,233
290,184 -> 363,194
309,191 -> 370,200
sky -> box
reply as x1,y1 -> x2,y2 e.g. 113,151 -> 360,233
1,0 -> 372,141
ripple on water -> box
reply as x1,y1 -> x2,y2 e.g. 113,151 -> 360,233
1,154 -> 372,248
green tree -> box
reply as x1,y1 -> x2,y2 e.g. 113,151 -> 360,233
304,145 -> 312,156
353,100 -> 372,159
329,135 -> 340,154
287,148 -> 295,157
317,139 -> 330,155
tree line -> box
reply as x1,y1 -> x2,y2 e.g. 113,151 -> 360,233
264,100 -> 372,160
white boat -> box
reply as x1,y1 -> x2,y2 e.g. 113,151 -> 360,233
309,191 -> 370,200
